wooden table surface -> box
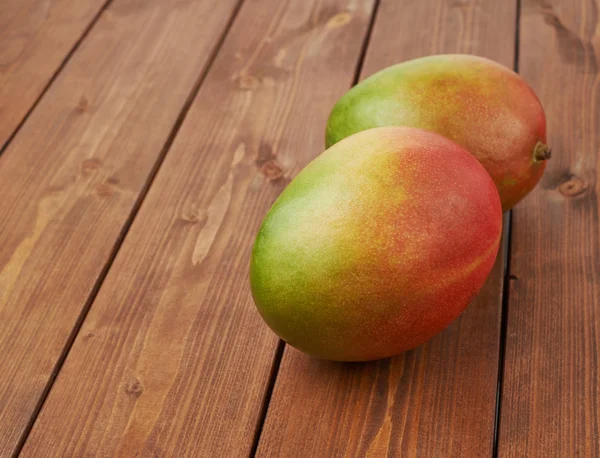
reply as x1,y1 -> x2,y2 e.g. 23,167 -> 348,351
0,0 -> 597,456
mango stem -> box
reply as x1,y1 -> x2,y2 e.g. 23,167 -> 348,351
533,141 -> 552,161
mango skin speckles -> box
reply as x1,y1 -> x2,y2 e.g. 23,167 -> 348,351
250,127 -> 502,362
325,54 -> 548,210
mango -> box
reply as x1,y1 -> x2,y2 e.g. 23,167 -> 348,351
326,54 -> 550,210
250,127 -> 502,361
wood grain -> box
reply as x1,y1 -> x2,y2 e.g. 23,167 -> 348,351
0,0 -> 241,455
499,0 -> 600,456
0,0 -> 108,151
256,0 -> 517,456
21,0 -> 376,456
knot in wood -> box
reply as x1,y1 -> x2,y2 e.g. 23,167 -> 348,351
75,97 -> 89,113
261,160 -> 284,180
238,74 -> 260,90
125,378 -> 143,397
81,158 -> 102,175
180,208 -> 204,224
96,180 -> 119,197
558,175 -> 588,197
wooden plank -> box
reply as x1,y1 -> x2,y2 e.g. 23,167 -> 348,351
499,0 -> 600,455
0,0 -> 108,151
256,0 -> 517,456
20,0 -> 376,456
0,0 -> 241,455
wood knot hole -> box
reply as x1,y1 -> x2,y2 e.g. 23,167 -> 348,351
261,160 -> 284,180
180,209 -> 203,224
81,158 -> 102,175
558,175 -> 587,197
96,179 -> 119,197
238,74 -> 260,90
125,378 -> 143,397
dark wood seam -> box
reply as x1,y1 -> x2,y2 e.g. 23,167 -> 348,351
492,1 -> 521,455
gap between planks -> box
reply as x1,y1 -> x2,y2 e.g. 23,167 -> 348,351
492,0 -> 520,455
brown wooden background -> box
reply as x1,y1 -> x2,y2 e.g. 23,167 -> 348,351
0,0 -> 598,456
